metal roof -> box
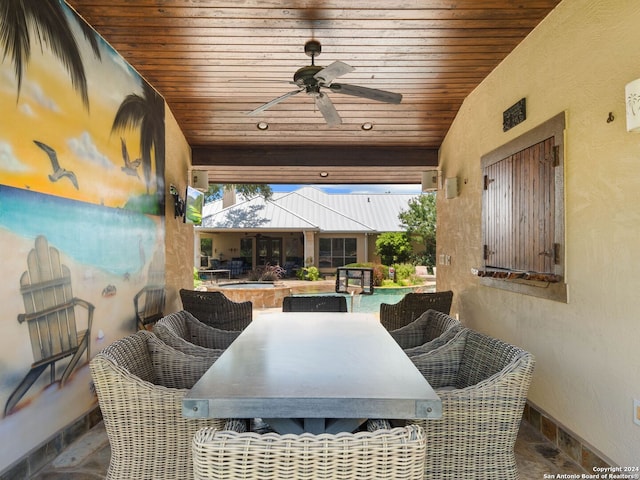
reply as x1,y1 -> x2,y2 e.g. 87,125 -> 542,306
200,186 -> 419,233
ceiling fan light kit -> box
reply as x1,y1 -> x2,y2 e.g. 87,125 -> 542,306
248,40 -> 402,126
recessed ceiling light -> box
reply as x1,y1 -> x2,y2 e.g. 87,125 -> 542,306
319,171 -> 329,178
361,122 -> 373,131
257,121 -> 269,130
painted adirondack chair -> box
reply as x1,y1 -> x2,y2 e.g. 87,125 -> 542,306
4,235 -> 94,416
133,249 -> 165,330
133,285 -> 165,330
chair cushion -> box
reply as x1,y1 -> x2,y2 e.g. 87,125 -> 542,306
404,324 -> 462,356
389,314 -> 432,349
409,329 -> 468,389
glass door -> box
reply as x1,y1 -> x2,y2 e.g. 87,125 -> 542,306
257,237 -> 282,266
240,237 -> 253,271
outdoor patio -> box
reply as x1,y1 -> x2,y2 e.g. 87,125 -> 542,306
24,299 -> 589,480
30,423 -> 588,479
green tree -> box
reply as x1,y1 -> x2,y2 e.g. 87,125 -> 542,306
375,232 -> 411,265
205,184 -> 273,202
398,193 -> 437,266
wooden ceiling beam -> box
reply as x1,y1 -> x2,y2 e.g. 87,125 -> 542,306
193,145 -> 437,169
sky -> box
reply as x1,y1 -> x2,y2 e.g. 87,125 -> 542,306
269,184 -> 422,194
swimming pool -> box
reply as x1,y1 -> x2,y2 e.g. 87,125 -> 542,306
296,286 -> 435,313
208,281 -> 434,311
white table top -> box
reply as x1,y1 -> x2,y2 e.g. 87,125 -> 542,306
183,312 -> 441,432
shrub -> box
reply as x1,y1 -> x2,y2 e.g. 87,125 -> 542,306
409,250 -> 435,269
193,267 -> 203,288
297,266 -> 321,281
391,263 -> 415,283
246,264 -> 285,281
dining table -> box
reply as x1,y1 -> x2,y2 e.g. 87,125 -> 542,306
182,312 -> 441,434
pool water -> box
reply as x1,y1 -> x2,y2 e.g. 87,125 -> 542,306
296,286 -> 435,313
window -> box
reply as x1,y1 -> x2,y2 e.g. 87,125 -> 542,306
319,238 -> 357,268
240,238 -> 253,270
478,112 -> 567,302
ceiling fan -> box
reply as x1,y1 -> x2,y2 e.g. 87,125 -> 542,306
248,40 -> 402,127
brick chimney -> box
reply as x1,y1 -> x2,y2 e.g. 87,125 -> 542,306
222,188 -> 236,208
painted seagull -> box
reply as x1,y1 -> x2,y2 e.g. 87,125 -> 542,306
120,138 -> 141,177
34,140 -> 79,190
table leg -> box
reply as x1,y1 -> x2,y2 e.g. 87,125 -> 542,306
324,418 -> 367,434
264,418 -> 304,434
303,418 -> 325,434
263,417 -> 367,434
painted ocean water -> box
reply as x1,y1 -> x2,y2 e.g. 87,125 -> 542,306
0,185 -> 159,276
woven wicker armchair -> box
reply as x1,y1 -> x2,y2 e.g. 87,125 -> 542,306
89,330 -> 227,480
282,295 -> 348,312
192,424 -> 426,480
389,309 -> 462,350
153,310 -> 240,359
180,289 -> 252,331
407,328 -> 535,480
380,291 -> 453,331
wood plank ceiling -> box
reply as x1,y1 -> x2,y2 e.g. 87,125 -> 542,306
66,0 -> 561,185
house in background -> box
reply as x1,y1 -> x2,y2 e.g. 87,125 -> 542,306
198,186 -> 420,275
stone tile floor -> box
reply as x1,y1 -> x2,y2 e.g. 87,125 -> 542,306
30,419 -> 586,479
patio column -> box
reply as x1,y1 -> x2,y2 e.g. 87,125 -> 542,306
303,231 -> 315,266
193,229 -> 201,268
364,233 -> 369,263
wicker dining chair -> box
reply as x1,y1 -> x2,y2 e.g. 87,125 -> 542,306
153,310 -> 240,359
282,295 -> 348,312
379,291 -> 453,331
407,328 -> 535,480
389,309 -> 462,350
89,330 -> 227,480
192,424 -> 426,480
180,289 -> 252,331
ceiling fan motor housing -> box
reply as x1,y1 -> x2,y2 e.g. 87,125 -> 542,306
294,65 -> 323,91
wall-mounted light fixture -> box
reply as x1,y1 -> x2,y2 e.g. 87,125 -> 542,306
625,78 -> 640,132
257,121 -> 269,130
421,169 -> 439,192
191,170 -> 208,190
361,122 -> 373,131
319,171 -> 329,178
169,184 -> 185,218
445,177 -> 458,199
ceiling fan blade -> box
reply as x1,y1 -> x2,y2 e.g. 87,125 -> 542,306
231,79 -> 296,85
328,83 -> 402,104
248,88 -> 303,115
315,92 -> 342,127
314,61 -> 355,85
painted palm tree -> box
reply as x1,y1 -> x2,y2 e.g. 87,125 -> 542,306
112,82 -> 165,198
0,0 -> 101,110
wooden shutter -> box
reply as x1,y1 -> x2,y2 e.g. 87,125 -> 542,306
483,137 -> 555,273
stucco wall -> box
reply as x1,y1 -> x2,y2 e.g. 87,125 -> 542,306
164,107 -> 194,311
437,0 -> 640,465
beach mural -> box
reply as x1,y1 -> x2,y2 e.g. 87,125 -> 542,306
0,0 -> 165,467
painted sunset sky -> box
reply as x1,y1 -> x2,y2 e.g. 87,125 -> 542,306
0,5 -> 153,209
